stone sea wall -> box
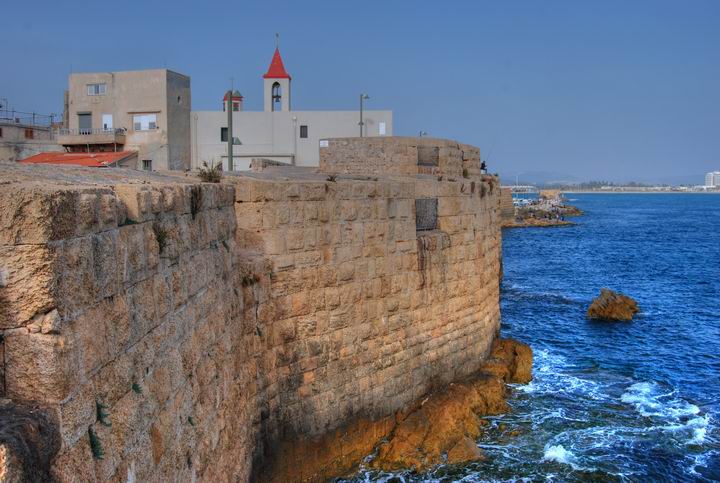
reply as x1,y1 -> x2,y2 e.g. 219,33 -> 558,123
0,136 -> 503,482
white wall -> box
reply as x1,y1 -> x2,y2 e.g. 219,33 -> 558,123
191,110 -> 393,171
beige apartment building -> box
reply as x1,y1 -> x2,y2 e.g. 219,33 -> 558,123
59,69 -> 191,170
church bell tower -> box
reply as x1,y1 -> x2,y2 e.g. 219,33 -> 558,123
263,41 -> 291,112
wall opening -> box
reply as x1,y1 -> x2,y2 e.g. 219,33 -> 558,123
417,146 -> 439,167
415,198 -> 438,231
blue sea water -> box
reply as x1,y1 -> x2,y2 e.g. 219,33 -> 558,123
347,193 -> 720,482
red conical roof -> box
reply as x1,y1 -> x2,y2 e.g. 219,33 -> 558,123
263,48 -> 291,80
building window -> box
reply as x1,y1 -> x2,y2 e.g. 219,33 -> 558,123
415,198 -> 438,231
379,121 -> 386,136
102,114 -> 113,131
87,83 -> 107,96
133,113 -> 157,131
24,128 -> 34,139
232,102 -> 240,111
0,127 -> 3,138
300,125 -> 308,138
142,160 -> 152,171
220,127 -> 228,142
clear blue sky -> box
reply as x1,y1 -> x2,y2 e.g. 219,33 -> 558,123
5,0 -> 719,183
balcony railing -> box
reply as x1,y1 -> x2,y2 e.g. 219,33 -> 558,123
55,127 -> 128,146
55,128 -> 127,136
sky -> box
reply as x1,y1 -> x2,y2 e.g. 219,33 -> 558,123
4,0 -> 719,184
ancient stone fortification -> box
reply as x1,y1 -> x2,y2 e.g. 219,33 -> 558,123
498,187 -> 514,225
0,136 -> 503,482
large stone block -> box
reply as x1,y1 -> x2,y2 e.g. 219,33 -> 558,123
0,245 -> 56,329
4,330 -> 80,403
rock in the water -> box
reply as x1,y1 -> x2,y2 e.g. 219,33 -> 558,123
482,338 -> 533,384
587,288 -> 639,321
446,436 -> 485,465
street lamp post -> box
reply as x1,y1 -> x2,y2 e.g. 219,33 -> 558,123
226,90 -> 233,171
359,94 -> 369,137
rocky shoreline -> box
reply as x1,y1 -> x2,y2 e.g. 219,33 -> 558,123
502,190 -> 583,228
255,338 -> 533,482
502,217 -> 575,229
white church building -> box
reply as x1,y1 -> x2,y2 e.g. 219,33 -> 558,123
191,47 -> 393,170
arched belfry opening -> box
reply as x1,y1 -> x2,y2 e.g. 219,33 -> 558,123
271,82 -> 282,112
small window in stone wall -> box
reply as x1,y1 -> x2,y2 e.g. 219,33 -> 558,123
417,146 -> 439,166
415,198 -> 438,231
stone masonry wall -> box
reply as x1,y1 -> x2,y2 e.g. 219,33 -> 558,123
0,165 -> 255,481
0,135 -> 502,482
229,169 -> 502,480
319,137 -> 481,179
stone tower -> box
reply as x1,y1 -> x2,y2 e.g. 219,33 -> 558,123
263,47 -> 291,112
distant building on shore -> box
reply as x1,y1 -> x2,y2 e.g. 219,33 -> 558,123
705,171 -> 720,188
191,46 -> 393,170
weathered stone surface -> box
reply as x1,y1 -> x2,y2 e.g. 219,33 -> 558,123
4,330 -> 80,403
0,245 -> 56,329
587,288 -> 639,321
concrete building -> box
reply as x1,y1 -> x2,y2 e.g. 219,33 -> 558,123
705,171 -> 720,187
191,47 -> 392,170
59,69 -> 191,171
0,107 -> 64,162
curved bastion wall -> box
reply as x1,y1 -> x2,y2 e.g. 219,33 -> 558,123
0,136 -> 502,482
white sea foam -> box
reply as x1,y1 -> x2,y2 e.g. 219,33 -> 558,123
543,444 -> 574,465
621,381 -> 700,418
687,415 -> 710,444
516,349 -> 607,402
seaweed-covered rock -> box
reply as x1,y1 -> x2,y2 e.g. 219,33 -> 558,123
587,289 -> 639,321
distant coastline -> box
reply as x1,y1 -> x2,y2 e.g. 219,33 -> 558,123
561,190 -> 720,194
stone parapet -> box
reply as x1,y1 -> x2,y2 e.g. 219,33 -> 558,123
319,136 -> 481,179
